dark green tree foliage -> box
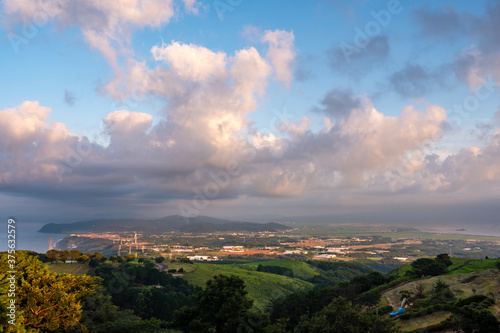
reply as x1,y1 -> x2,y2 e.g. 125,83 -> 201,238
66,293 -> 162,333
410,258 -> 447,277
436,253 -> 453,267
257,264 -> 294,277
270,270 -> 389,330
455,306 -> 500,333
174,274 -> 254,333
305,260 -> 372,287
430,279 -> 455,304
88,258 -> 100,267
94,262 -> 199,322
295,297 -> 399,333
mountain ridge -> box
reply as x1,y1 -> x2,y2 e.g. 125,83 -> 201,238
38,215 -> 290,234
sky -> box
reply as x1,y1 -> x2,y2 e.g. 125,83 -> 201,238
1,0 -> 500,226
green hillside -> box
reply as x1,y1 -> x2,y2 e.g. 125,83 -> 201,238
182,262 -> 314,310
379,257 -> 500,332
240,260 -> 321,280
446,257 -> 499,274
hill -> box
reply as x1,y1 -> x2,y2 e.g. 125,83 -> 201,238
180,259 -> 375,310
379,257 -> 500,332
38,215 -> 291,234
182,262 -> 314,310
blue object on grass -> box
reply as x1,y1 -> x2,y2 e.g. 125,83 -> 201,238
389,307 -> 405,317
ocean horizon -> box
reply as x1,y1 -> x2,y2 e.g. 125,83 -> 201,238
0,223 -> 65,253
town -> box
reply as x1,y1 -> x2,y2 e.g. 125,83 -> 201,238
54,224 -> 500,272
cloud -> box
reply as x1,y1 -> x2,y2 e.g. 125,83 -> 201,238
261,30 -> 295,88
388,63 -> 451,98
64,89 -> 76,106
0,95 -> 450,208
151,41 -> 227,82
413,4 -> 467,41
3,0 -> 201,67
389,63 -> 433,98
293,53 -> 316,82
312,88 -> 361,118
0,101 -> 80,183
413,2 -> 500,92
327,35 -> 390,75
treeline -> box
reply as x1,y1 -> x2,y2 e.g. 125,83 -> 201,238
0,251 -> 199,332
257,264 -> 294,277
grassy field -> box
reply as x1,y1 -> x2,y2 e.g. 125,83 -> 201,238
447,258 -> 499,275
240,260 -> 320,280
182,262 -> 314,310
397,311 -> 452,332
163,262 -> 196,273
45,263 -> 92,276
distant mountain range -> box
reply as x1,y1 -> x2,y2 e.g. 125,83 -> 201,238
38,215 -> 291,234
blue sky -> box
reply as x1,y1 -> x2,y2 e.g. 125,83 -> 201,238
1,0 -> 500,225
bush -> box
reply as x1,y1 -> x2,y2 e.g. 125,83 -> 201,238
454,295 -> 489,308
411,258 -> 447,277
257,265 -> 294,277
88,258 -> 100,267
378,305 -> 394,315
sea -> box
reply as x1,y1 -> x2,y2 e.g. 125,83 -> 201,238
0,222 -> 65,253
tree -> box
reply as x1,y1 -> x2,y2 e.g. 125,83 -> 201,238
69,249 -> 82,261
69,292 -> 163,333
0,251 -> 100,332
295,297 -> 399,333
89,258 -> 100,267
77,254 -> 90,263
46,249 -> 59,263
93,252 -> 107,263
155,256 -> 165,263
174,274 -> 253,332
411,258 -> 447,277
495,260 -> 500,271
124,255 -> 134,262
436,253 -> 453,267
456,306 -> 500,333
430,279 -> 455,304
59,250 -> 70,263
